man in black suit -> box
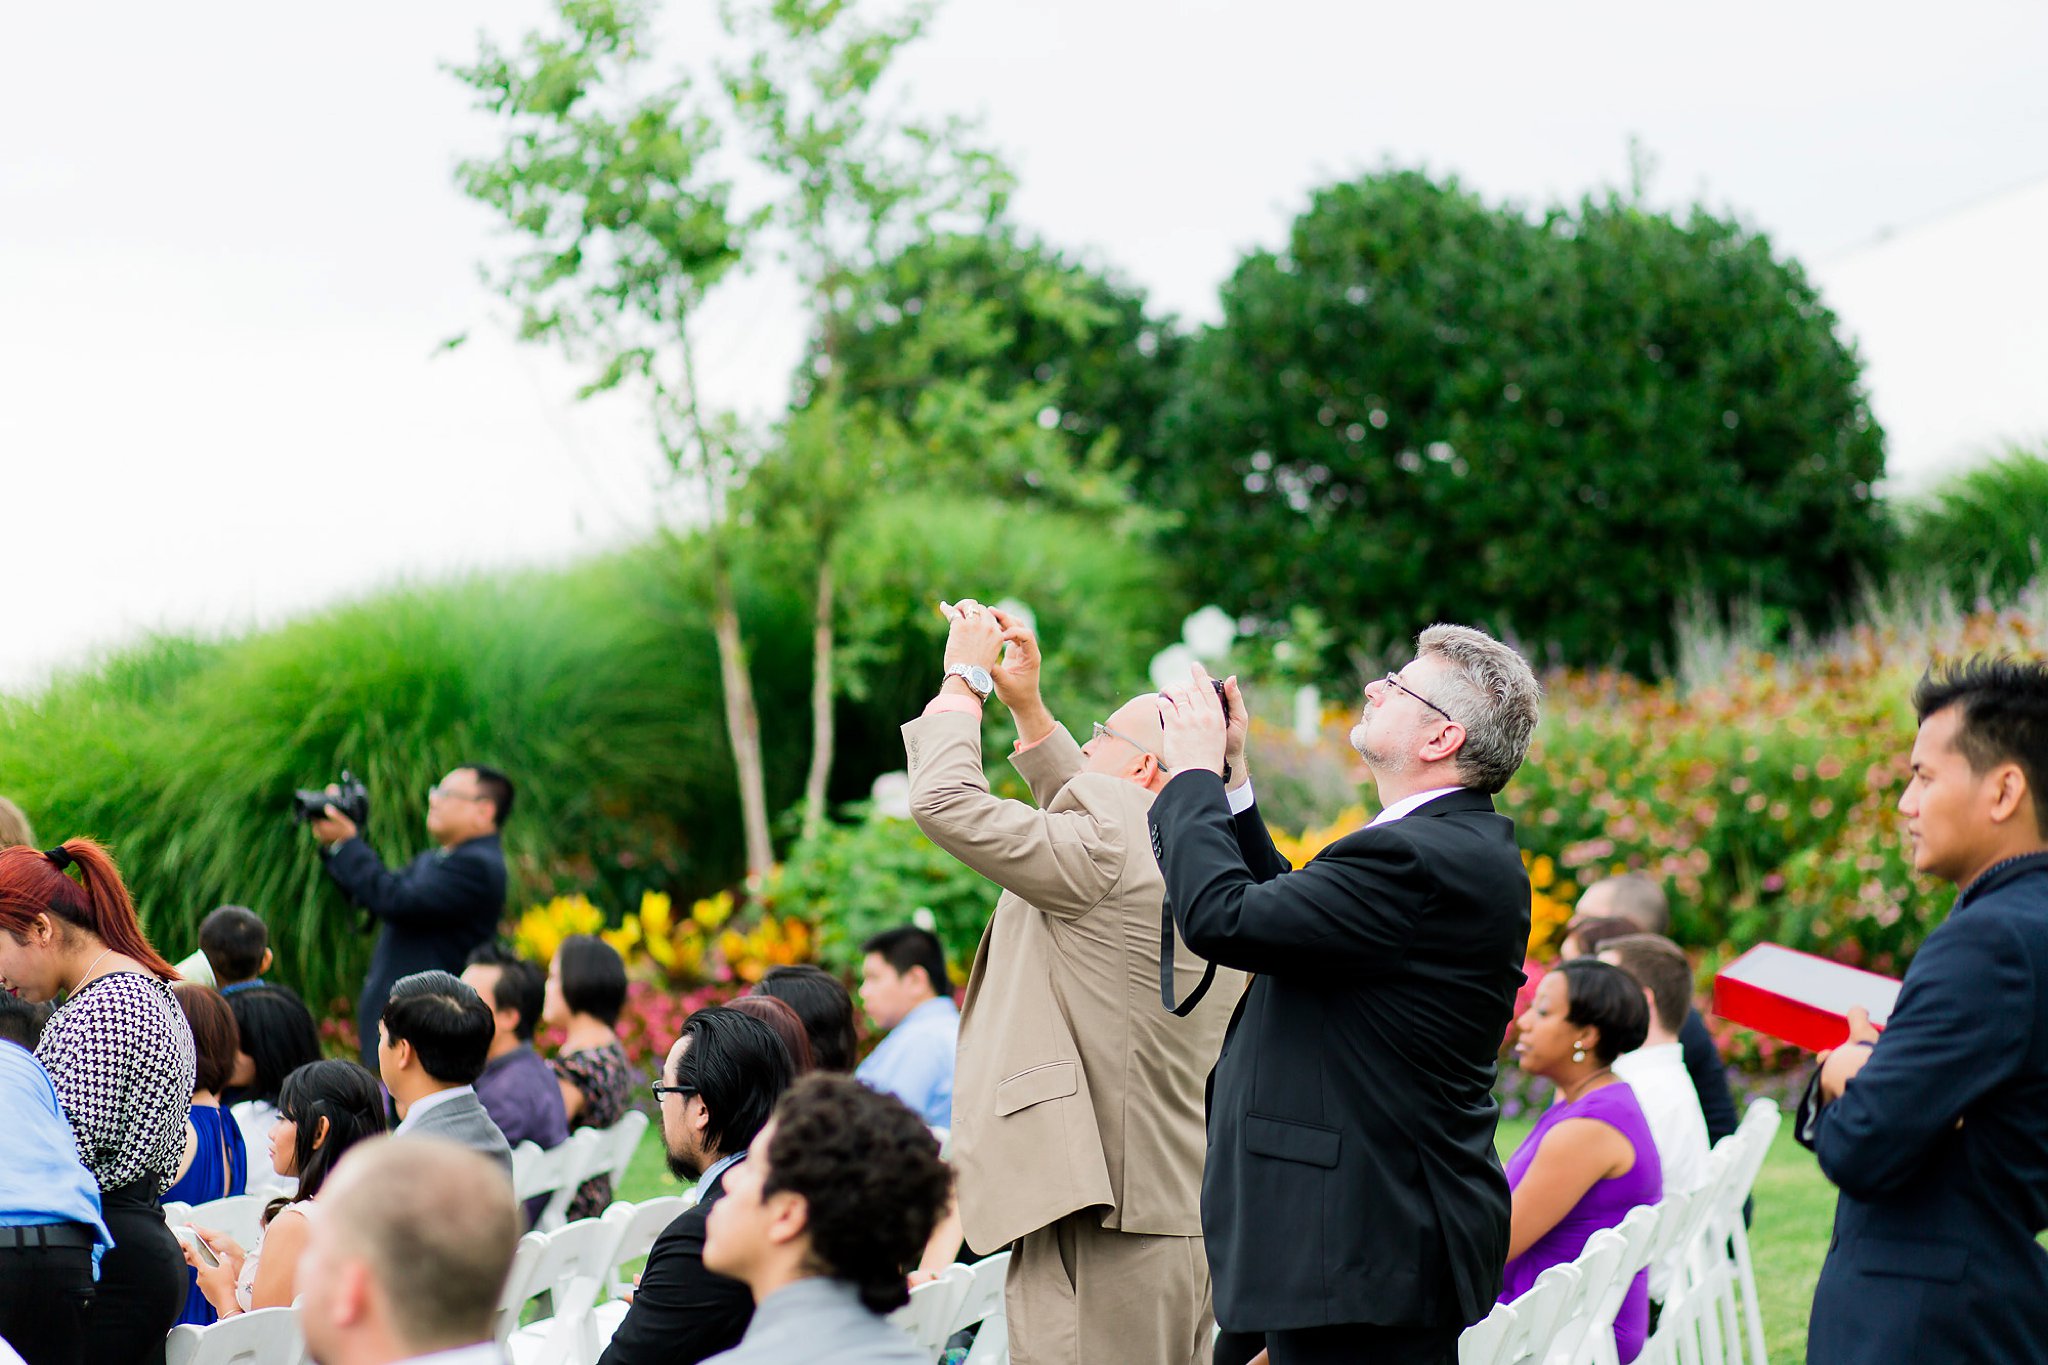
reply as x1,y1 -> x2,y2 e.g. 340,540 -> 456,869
1798,657 -> 2048,1363
1153,624 -> 1542,1365
600,1005 -> 797,1365
310,764 -> 512,1071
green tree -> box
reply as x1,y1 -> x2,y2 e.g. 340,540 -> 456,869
1895,443 -> 2048,602
815,229 -> 1185,480
1149,170 -> 1890,674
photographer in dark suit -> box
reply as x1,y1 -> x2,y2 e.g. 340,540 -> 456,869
310,765 -> 511,1072
1153,625 -> 1541,1365
1798,657 -> 2048,1364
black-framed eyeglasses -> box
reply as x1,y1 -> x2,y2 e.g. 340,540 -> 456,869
1378,671 -> 1455,725
651,1075 -> 698,1102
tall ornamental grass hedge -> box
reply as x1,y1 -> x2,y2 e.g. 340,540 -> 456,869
0,495 -> 1178,1010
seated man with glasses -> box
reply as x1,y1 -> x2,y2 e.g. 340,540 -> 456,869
601,1006 -> 796,1365
309,764 -> 512,1072
900,599 -> 1244,1365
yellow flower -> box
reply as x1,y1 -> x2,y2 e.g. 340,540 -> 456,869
512,893 -> 604,966
640,891 -> 674,940
693,891 -> 736,930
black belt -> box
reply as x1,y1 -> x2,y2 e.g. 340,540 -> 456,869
0,1221 -> 98,1250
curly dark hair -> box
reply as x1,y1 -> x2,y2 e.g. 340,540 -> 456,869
762,1074 -> 951,1314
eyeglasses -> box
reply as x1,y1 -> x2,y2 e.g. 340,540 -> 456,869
1377,671 -> 1455,725
650,1076 -> 699,1103
427,785 -> 485,802
1090,722 -> 1167,768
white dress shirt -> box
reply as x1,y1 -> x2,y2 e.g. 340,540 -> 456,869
1227,779 -> 1461,827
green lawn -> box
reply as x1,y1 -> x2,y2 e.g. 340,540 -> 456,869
618,1115 -> 1836,1363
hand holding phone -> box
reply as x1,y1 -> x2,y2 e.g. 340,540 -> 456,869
176,1225 -> 221,1268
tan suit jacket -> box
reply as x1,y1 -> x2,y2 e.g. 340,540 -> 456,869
903,710 -> 1242,1254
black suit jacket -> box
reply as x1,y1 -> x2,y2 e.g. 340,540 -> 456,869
1149,775 -> 1530,1333
325,832 -> 507,1064
597,1163 -> 754,1365
1798,852 -> 2048,1364
1679,1007 -> 1739,1147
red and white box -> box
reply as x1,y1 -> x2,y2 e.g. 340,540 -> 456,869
1711,943 -> 1903,1053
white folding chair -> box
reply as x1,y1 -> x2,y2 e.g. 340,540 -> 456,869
507,1217 -> 625,1365
1459,1302 -> 1518,1365
594,1109 -> 650,1194
1723,1101 -> 1781,1365
495,1231 -> 549,1348
597,1195 -> 692,1300
888,1262 -> 974,1362
163,1305 -> 303,1365
1497,1262 -> 1580,1365
1544,1227 -> 1627,1365
536,1128 -> 609,1232
949,1249 -> 1010,1335
1570,1204 -> 1662,1365
180,1193 -> 274,1252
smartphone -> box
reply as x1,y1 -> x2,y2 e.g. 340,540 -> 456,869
176,1226 -> 220,1268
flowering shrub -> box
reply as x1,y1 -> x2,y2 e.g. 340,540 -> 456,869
511,893 -> 606,966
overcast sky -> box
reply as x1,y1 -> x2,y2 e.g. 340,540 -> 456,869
4,0 -> 2046,690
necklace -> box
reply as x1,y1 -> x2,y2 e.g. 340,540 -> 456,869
68,948 -> 115,997
1560,1067 -> 1614,1104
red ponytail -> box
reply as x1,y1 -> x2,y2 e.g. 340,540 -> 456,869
0,838 -> 179,981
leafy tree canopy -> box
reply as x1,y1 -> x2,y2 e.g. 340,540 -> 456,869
1148,169 -> 1890,675
1894,443 -> 2048,604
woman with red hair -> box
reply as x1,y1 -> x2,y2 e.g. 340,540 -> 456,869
0,839 -> 195,1364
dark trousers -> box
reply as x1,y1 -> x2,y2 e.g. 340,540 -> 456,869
1215,1321 -> 1461,1365
84,1187 -> 186,1365
0,1241 -> 95,1365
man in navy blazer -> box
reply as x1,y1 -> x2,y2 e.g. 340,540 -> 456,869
311,764 -> 512,1071
1152,624 -> 1542,1365
1799,657 -> 2048,1363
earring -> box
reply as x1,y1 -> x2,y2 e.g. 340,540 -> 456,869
1571,1044 -> 1586,1063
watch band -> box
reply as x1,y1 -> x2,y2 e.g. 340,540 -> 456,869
945,663 -> 993,699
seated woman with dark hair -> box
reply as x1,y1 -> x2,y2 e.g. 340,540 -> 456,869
182,1059 -> 386,1318
165,983 -> 250,1325
1501,958 -> 1663,1363
223,983 -> 323,1193
545,934 -> 635,1219
755,964 -> 858,1075
728,993 -> 816,1074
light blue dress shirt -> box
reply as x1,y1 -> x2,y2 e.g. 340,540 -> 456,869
854,996 -> 958,1129
0,1040 -> 113,1262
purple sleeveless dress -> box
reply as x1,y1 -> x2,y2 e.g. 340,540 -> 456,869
1500,1080 -> 1663,1363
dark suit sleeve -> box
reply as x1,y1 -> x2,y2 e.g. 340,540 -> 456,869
1808,912 -> 2029,1201
597,1204 -> 753,1365
1680,1008 -> 1740,1146
1232,801 -> 1294,883
1152,770 -> 1429,976
322,840 -> 496,927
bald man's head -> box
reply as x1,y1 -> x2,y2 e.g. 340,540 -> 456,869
1080,692 -> 1187,791
302,1137 -> 519,1360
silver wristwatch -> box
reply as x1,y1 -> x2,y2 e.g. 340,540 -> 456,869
945,663 -> 994,699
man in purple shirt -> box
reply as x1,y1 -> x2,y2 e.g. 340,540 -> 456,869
463,944 -> 569,1155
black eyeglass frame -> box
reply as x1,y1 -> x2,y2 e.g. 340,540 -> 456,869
650,1075 -> 699,1103
1379,671 -> 1456,725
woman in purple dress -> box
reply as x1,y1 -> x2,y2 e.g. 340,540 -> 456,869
1502,957 -> 1663,1363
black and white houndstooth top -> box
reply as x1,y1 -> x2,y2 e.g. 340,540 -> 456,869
37,970 -> 196,1196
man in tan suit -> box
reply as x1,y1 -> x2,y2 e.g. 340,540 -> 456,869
902,599 -> 1242,1365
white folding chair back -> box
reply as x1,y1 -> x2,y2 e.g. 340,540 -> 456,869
1458,1302 -> 1518,1365
888,1262 -> 974,1361
181,1193 -> 274,1252
599,1195 -> 692,1300
595,1109 -> 650,1192
507,1217 -> 624,1365
1545,1227 -> 1627,1365
510,1141 -> 563,1204
495,1231 -> 549,1347
163,1306 -> 303,1365
1498,1262 -> 1580,1365
1570,1205 -> 1662,1365
536,1128 -> 608,1231
1724,1101 -> 1781,1365
949,1249 -> 1011,1334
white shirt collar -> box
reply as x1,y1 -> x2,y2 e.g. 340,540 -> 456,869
394,1085 -> 476,1132
1366,786 -> 1464,827
392,1343 -> 503,1365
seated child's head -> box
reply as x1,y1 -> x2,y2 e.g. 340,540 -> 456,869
0,991 -> 52,1050
200,905 -> 271,988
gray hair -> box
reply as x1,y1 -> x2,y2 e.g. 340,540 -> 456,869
1416,624 -> 1542,793
1584,873 -> 1670,935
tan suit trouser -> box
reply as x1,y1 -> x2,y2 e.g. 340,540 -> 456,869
1006,1208 -> 1213,1365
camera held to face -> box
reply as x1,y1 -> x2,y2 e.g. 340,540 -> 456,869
292,769 -> 370,826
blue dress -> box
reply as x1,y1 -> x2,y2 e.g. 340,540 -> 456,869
162,1104 -> 248,1327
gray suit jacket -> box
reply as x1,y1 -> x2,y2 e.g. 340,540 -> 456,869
396,1089 -> 514,1176
702,1279 -> 923,1365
